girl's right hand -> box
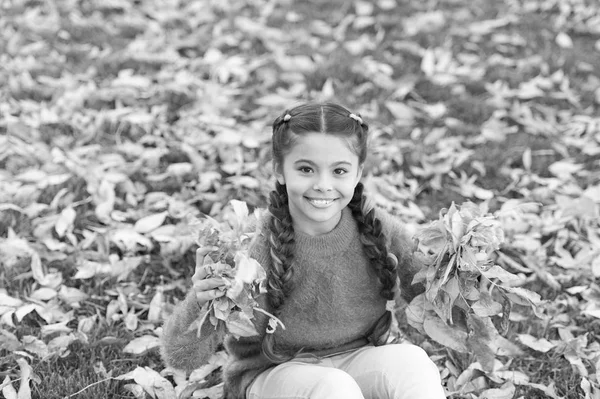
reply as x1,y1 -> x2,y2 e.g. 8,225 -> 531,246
191,247 -> 227,306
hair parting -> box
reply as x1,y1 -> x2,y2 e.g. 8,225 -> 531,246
271,102 -> 370,168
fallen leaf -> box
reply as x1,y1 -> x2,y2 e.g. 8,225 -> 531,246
30,252 -> 62,288
493,370 -> 530,385
124,311 -> 138,331
123,335 -> 161,355
517,334 -> 556,353
41,320 -> 72,337
29,287 -> 57,301
58,285 -> 88,304
73,260 -> 112,279
1,376 -> 17,399
548,160 -> 583,178
54,207 -> 76,238
16,358 -> 32,399
480,381 -> 516,399
147,287 -> 164,322
134,211 -> 169,234
0,235 -> 33,268
116,366 -> 176,399
21,336 -> 49,359
556,32 -> 573,48
385,101 -> 416,126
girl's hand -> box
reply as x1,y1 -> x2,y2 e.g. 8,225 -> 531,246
191,247 -> 227,306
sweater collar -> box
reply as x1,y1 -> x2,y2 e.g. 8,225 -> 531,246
293,207 -> 358,257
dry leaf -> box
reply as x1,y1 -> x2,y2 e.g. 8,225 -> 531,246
1,376 -> 18,399
147,287 -> 164,322
54,207 -> 76,238
123,335 -> 161,355
479,381 -> 516,399
385,101 -> 416,126
423,315 -> 468,353
134,211 -> 169,234
517,334 -> 556,353
16,358 -> 32,399
117,367 -> 176,399
556,32 -> 573,49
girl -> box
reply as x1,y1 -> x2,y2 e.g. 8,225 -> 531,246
161,102 -> 446,399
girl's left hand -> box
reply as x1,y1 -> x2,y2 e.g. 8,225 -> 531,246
191,247 -> 227,306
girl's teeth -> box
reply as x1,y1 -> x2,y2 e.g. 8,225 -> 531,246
309,199 -> 333,206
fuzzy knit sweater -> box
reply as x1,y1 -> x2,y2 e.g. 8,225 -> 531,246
160,206 -> 425,399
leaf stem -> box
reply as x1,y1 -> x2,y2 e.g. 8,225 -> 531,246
253,307 -> 286,330
62,377 -> 113,398
194,300 -> 214,337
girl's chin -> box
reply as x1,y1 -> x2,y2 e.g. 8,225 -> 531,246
303,207 -> 342,225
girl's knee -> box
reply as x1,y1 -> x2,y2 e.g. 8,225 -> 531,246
392,343 -> 431,361
387,344 -> 445,397
312,368 -> 363,398
378,344 -> 440,378
249,364 -> 364,399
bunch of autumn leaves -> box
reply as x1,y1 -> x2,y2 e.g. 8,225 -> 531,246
410,201 -> 541,370
190,200 -> 282,339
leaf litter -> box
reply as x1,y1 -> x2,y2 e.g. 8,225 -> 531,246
1,0 -> 599,397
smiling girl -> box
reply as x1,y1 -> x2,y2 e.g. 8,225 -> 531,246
161,102 -> 446,399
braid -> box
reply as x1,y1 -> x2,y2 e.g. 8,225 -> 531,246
261,181 -> 295,363
348,182 -> 399,345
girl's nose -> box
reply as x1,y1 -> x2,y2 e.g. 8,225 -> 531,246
312,175 -> 333,192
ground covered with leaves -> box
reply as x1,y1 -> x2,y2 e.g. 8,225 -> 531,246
1,0 -> 599,398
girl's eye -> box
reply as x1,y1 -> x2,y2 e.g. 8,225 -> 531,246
299,167 -> 313,173
334,168 -> 348,175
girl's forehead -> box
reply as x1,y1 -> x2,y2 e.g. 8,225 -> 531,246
285,133 -> 359,162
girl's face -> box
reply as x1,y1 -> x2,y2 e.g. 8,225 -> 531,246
274,133 -> 363,236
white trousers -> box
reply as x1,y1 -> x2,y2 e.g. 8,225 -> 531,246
247,343 -> 446,399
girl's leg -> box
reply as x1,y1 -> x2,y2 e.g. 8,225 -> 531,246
247,360 -> 364,399
330,344 -> 446,399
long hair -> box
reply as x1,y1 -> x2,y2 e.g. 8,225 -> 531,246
262,102 -> 397,362
347,182 -> 398,345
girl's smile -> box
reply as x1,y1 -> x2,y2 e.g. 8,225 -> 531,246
306,198 -> 336,207
274,133 -> 363,236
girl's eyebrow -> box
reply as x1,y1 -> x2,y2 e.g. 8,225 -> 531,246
293,159 -> 352,167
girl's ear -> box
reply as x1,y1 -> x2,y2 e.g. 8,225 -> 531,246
356,164 -> 364,181
273,161 -> 285,184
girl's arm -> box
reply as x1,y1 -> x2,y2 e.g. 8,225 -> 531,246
161,218 -> 272,372
160,247 -> 227,372
160,291 -> 225,372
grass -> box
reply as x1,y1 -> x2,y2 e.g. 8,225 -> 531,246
27,323 -> 161,399
512,352 -> 588,398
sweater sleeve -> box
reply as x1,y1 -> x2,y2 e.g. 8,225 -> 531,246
375,207 -> 425,304
160,290 -> 225,373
